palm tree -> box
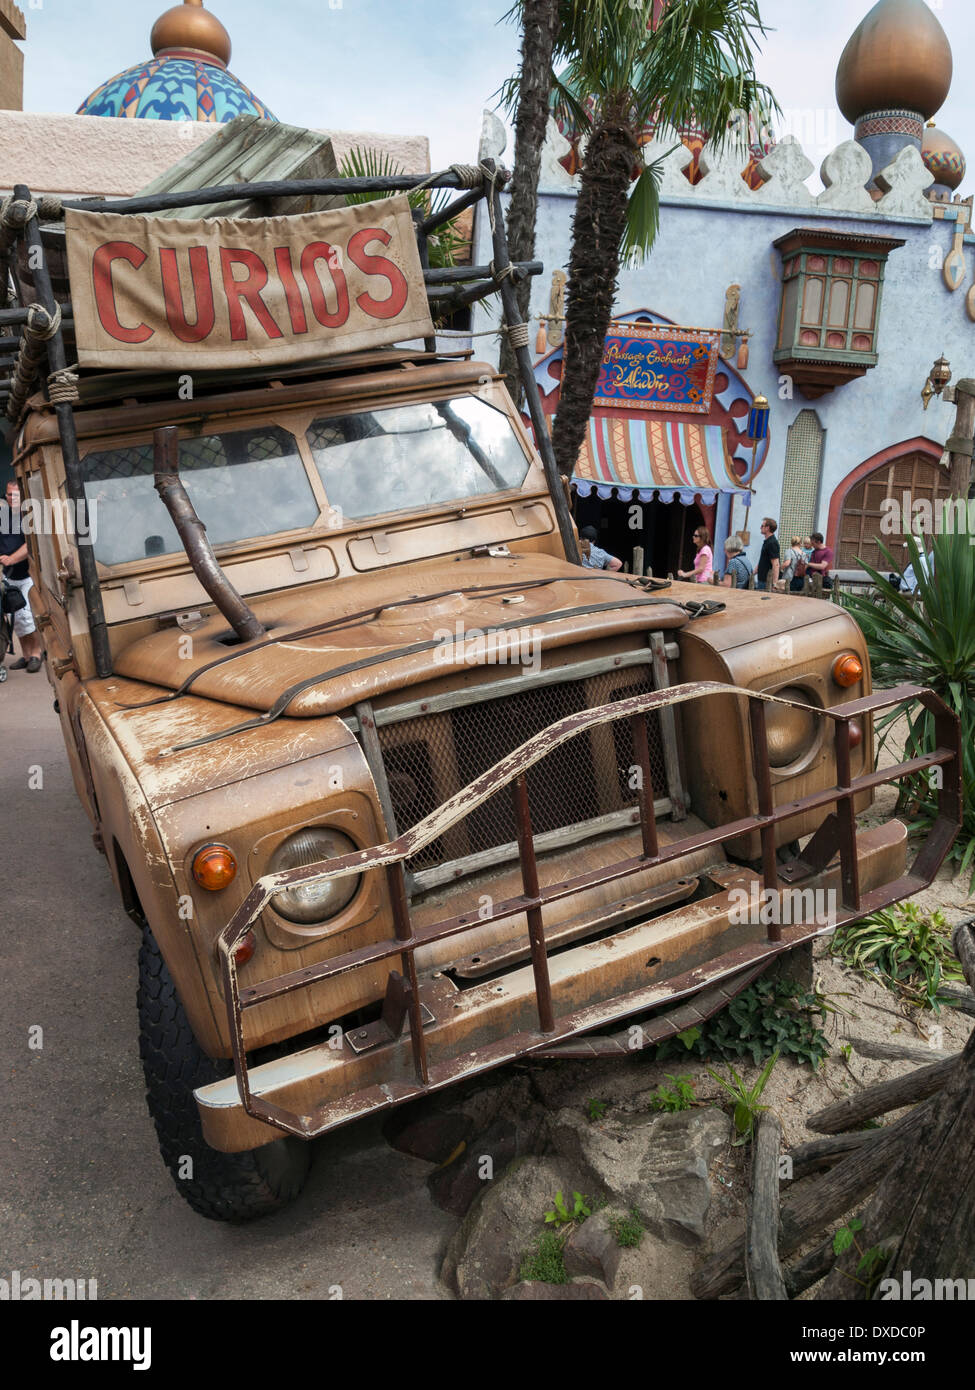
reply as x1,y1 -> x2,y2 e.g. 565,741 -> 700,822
549,0 -> 776,478
497,0 -> 562,405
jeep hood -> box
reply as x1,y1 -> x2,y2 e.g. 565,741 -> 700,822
112,554 -> 693,717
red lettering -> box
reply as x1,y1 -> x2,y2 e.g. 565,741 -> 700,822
299,242 -> 349,329
347,228 -> 408,320
159,246 -> 215,344
219,247 -> 283,341
274,246 -> 308,335
91,241 -> 152,343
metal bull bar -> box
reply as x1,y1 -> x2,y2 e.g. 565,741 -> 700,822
216,681 -> 961,1140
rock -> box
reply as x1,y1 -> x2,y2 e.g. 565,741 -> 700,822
501,1278 -> 610,1301
563,1210 -> 623,1287
547,1106 -> 732,1246
427,1114 -> 541,1216
440,1155 -> 590,1300
381,1108 -> 474,1164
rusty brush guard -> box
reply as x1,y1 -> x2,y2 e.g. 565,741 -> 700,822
216,681 -> 961,1140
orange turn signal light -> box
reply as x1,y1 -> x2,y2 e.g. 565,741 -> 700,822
833,654 -> 863,688
192,843 -> 238,891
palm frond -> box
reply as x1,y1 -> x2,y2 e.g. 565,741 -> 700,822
620,158 -> 662,266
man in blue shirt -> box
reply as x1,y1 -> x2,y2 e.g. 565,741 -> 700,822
579,525 -> 622,571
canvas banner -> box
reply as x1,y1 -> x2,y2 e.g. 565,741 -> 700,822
65,196 -> 435,370
593,325 -> 720,415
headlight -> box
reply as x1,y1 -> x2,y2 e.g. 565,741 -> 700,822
764,686 -> 820,768
268,827 -> 360,925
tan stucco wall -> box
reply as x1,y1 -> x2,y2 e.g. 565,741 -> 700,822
0,110 -> 430,197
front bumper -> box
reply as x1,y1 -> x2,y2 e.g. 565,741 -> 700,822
198,680 -> 961,1152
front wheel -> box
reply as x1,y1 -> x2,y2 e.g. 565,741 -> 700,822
137,925 -> 312,1221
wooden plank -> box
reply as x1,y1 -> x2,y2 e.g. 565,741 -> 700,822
747,1113 -> 788,1300
788,1130 -> 877,1180
410,802 -> 671,894
134,115 -> 342,218
846,1036 -> 956,1065
690,1096 -> 937,1299
806,1056 -> 959,1134
650,631 -> 687,820
783,1234 -> 843,1298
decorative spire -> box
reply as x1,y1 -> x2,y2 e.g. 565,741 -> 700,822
835,0 -> 952,125
151,0 -> 232,67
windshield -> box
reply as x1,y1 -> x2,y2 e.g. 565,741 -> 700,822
81,425 -> 317,567
306,396 -> 531,519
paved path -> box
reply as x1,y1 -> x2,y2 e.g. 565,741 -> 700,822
0,672 -> 452,1300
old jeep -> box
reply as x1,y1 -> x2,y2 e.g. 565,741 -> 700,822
2,166 -> 960,1220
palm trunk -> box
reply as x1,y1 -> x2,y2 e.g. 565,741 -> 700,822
499,0 -> 560,406
552,110 -> 638,478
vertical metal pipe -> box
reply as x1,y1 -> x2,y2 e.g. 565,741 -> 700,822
16,185 -> 113,677
833,719 -> 860,912
412,209 -> 437,354
482,160 -> 580,564
630,713 -> 659,861
748,698 -> 781,941
512,774 -> 556,1033
385,861 -> 429,1084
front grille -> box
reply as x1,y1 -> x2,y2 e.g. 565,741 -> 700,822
374,664 -> 668,876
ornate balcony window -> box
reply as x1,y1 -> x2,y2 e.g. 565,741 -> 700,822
773,228 -> 905,398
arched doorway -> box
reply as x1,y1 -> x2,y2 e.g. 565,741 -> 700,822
827,438 -> 948,571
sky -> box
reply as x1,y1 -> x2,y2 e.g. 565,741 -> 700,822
16,0 -> 975,187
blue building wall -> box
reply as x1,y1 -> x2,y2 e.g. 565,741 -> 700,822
471,137 -> 972,573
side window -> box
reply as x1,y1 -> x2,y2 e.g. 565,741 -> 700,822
80,425 -> 317,567
26,471 -> 60,591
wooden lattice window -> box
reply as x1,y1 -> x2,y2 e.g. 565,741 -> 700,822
838,451 -> 950,570
773,229 -> 904,399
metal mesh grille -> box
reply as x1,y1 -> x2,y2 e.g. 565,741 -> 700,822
81,427 -> 292,482
779,409 -> 824,545
375,663 -> 668,875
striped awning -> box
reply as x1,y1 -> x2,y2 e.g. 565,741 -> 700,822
572,417 -> 747,504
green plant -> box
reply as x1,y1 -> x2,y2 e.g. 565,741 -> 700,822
832,1218 -> 890,1296
519,1229 -> 569,1284
840,528 -> 975,890
500,0 -> 777,480
707,1049 -> 780,1144
610,1209 -> 645,1248
545,1190 -> 591,1226
338,147 -> 466,270
656,978 -> 830,1068
832,902 -> 965,1012
586,1098 -> 608,1123
649,1074 -> 697,1113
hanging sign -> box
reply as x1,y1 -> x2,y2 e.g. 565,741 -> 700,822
65,196 -> 434,370
593,324 -> 720,415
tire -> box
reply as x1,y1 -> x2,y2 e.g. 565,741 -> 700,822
137,925 -> 312,1222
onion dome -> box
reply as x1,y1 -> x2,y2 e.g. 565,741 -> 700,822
836,0 -> 952,124
77,1 -> 276,122
922,121 -> 965,192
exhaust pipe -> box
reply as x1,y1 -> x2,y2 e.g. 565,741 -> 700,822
152,426 -> 265,644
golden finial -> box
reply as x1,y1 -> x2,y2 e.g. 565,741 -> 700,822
151,0 -> 232,66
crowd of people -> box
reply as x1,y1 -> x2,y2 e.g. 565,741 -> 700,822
578,515 -> 837,593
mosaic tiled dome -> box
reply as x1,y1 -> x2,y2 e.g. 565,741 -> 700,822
922,122 -> 965,192
77,0 -> 276,122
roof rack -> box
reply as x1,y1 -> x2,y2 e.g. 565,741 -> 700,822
0,161 -> 579,679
